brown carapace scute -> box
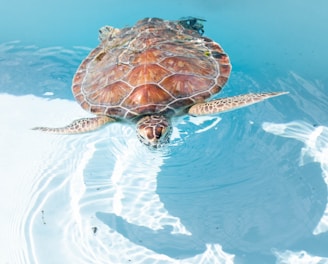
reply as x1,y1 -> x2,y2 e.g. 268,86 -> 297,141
32,17 -> 288,147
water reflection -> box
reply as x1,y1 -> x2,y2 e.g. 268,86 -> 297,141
1,42 -> 328,263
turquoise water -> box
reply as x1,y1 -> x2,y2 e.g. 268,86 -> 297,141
1,0 -> 328,263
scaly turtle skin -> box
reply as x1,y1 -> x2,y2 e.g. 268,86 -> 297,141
33,17 -> 287,147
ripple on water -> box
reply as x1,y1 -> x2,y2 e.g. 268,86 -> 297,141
0,41 -> 91,98
2,40 -> 328,263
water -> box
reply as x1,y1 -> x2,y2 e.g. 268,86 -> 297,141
1,0 -> 328,263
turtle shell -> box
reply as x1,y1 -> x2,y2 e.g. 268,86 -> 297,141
72,17 -> 231,120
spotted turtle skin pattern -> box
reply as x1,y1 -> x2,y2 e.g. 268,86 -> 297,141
72,17 -> 231,120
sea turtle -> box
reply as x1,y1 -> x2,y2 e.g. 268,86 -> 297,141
33,17 -> 287,147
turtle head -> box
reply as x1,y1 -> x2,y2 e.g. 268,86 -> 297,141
136,115 -> 172,148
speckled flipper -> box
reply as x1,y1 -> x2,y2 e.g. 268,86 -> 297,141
32,115 -> 115,134
188,92 -> 288,116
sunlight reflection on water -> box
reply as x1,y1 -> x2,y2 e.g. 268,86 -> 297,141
1,17 -> 328,262
2,91 -> 328,263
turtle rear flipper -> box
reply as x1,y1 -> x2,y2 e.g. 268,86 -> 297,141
188,92 -> 288,116
32,115 -> 115,134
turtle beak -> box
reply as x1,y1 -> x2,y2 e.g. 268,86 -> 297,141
136,115 -> 171,148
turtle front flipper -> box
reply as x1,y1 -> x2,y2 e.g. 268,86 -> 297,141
188,92 -> 288,116
32,115 -> 115,134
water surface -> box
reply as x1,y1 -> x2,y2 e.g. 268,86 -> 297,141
1,1 -> 328,263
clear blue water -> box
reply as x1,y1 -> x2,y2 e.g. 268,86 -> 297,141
1,0 -> 328,263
